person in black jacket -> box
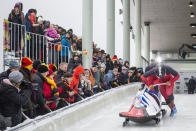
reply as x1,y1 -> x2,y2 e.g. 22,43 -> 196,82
67,54 -> 82,73
0,71 -> 32,127
56,62 -> 68,87
118,66 -> 129,85
58,73 -> 74,107
188,76 -> 196,94
0,61 -> 20,80
32,63 -> 51,116
8,3 -> 23,55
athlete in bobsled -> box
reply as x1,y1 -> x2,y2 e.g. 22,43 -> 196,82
141,62 -> 180,117
119,61 -> 179,126
119,61 -> 167,126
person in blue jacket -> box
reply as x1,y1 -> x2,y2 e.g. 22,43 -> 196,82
60,35 -> 71,63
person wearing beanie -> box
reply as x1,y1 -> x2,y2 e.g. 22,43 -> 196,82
43,64 -> 59,110
0,71 -> 32,127
58,73 -> 75,106
48,64 -> 58,76
112,55 -> 118,62
32,63 -> 51,115
19,57 -> 33,82
0,60 -> 20,80
32,60 -> 41,74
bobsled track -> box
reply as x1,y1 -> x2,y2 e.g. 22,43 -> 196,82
8,83 -> 196,131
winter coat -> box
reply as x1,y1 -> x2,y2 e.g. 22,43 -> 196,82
104,70 -> 115,85
94,69 -> 101,86
105,61 -> 113,74
0,79 -> 32,127
32,72 -> 46,107
0,69 -> 11,80
70,66 -> 84,95
189,78 -> 196,91
19,67 -> 32,82
45,28 -> 59,38
8,10 -> 22,24
142,65 -> 180,85
60,35 -> 71,56
56,69 -> 66,87
80,78 -> 93,97
24,13 -> 33,32
68,59 -> 82,73
88,69 -> 95,87
59,80 -> 74,102
118,72 -> 128,85
43,77 -> 59,110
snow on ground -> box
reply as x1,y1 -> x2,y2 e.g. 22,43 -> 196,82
68,94 -> 196,131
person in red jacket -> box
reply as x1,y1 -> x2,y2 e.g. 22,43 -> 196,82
70,65 -> 84,102
141,64 -> 180,117
43,64 -> 59,110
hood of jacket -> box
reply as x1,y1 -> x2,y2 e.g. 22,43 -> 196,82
73,66 -> 84,79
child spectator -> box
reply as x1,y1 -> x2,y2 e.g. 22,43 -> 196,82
58,73 -> 75,106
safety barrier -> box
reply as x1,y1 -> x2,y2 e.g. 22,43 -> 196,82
3,19 -> 71,69
7,83 -> 141,131
141,56 -> 149,70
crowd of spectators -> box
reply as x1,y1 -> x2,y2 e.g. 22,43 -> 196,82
0,2 -> 144,130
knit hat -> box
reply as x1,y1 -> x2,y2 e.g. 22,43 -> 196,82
9,71 -> 23,84
119,58 -> 123,63
128,70 -> 134,73
112,55 -> 118,62
20,57 -> 32,70
9,60 -> 20,69
37,63 -> 49,73
21,57 -> 32,67
47,64 -> 57,76
49,64 -> 57,72
14,3 -> 20,8
122,66 -> 128,70
33,60 -> 41,70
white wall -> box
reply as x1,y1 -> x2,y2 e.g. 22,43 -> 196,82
165,62 -> 196,71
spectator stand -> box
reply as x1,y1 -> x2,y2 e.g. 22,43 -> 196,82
3,19 -> 71,70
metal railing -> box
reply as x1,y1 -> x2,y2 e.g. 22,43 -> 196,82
141,56 -> 149,70
3,19 -> 71,69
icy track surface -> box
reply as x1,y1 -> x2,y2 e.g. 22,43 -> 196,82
75,94 -> 196,131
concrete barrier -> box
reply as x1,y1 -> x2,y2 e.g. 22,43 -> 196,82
7,83 -> 141,131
